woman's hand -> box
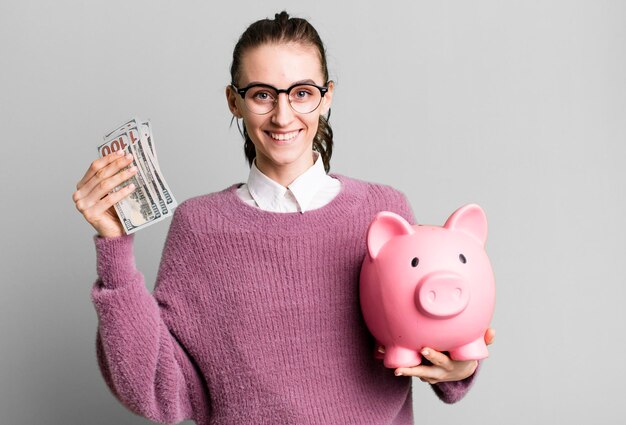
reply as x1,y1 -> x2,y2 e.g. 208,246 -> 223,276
385,328 -> 496,384
72,150 -> 138,238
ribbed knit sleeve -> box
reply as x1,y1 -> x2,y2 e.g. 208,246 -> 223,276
91,208 -> 209,424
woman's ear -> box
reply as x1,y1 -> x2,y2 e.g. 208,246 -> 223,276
226,86 -> 243,118
320,80 -> 334,115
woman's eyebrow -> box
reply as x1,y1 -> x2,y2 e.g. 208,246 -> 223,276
243,79 -> 318,87
291,79 -> 317,85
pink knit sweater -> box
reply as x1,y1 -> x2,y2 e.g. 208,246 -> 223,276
91,174 -> 477,425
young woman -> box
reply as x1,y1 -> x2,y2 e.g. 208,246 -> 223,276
73,12 -> 494,424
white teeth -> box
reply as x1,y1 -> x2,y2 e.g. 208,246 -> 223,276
269,130 -> 299,141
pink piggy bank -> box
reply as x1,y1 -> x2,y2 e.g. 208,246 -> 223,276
360,204 -> 495,368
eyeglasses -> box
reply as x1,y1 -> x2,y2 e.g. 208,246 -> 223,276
231,81 -> 330,115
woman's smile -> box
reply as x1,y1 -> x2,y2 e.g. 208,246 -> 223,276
266,129 -> 303,143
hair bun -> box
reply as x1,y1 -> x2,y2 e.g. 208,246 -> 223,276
275,11 -> 290,24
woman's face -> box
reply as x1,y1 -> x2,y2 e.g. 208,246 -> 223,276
227,42 -> 333,181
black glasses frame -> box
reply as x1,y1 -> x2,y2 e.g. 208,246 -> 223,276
230,82 -> 330,114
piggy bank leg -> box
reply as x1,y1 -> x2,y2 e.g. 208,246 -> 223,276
384,345 -> 422,368
449,337 -> 489,361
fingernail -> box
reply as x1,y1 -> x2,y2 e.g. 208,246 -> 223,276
395,371 -> 403,376
126,153 -> 133,160
116,150 -> 124,155
421,349 -> 430,356
377,346 -> 385,354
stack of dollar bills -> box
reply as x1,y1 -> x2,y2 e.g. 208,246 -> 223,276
98,118 -> 177,234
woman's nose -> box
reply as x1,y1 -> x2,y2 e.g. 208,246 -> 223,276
270,93 -> 295,126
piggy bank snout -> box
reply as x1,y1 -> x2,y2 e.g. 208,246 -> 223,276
415,272 -> 470,318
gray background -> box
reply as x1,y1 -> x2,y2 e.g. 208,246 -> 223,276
1,0 -> 624,424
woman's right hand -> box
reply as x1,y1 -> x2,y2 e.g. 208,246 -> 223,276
73,150 -> 139,238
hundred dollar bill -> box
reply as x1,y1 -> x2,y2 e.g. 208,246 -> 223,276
140,121 -> 177,210
99,118 -> 177,234
97,132 -> 160,233
140,121 -> 158,162
111,122 -> 170,219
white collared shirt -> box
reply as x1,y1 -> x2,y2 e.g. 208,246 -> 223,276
236,152 -> 341,213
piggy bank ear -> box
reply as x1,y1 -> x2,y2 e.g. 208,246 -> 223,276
443,204 -> 488,246
367,211 -> 415,259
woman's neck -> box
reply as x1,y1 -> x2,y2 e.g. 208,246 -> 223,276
254,155 -> 315,187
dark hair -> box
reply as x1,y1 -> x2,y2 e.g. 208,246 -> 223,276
230,11 -> 334,173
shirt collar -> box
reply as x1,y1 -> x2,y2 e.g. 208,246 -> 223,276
287,152 -> 327,213
247,160 -> 288,212
246,151 -> 328,213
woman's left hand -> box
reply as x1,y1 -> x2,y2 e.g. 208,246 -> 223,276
392,328 -> 495,384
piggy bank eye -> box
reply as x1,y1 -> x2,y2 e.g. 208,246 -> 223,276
411,257 -> 419,267
459,254 -> 467,264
